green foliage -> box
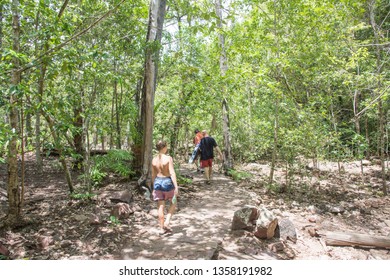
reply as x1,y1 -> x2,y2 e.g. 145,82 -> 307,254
89,168 -> 107,187
70,192 -> 96,200
0,0 -> 387,184
177,175 -> 193,186
227,169 -> 253,182
174,163 -> 193,185
109,215 -> 121,226
265,183 -> 280,194
90,150 -> 135,186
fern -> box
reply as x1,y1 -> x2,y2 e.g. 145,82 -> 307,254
70,192 -> 96,200
91,150 -> 135,184
227,169 -> 253,181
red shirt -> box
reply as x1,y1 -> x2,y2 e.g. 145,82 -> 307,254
193,132 -> 203,145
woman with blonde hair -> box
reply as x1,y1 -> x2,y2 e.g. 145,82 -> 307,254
151,140 -> 179,234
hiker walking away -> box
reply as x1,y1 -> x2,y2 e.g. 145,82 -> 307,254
189,129 -> 203,172
199,130 -> 223,184
151,140 -> 179,234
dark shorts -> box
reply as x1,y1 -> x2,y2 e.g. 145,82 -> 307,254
153,177 -> 175,201
200,159 -> 213,168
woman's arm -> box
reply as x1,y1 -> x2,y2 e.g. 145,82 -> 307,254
151,161 -> 157,187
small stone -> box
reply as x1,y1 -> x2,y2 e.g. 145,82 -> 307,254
37,236 -> 54,250
89,213 -> 102,225
268,242 -> 284,252
111,203 -> 133,220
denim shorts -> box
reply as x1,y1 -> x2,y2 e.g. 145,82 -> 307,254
153,177 -> 174,192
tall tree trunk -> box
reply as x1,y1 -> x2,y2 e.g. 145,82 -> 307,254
137,0 -> 167,186
168,8 -> 183,158
44,115 -> 74,193
221,99 -> 233,171
269,0 -> 281,185
34,0 -> 69,173
32,4 -> 75,192
0,3 -> 3,49
132,78 -> 143,172
73,67 -> 84,163
25,109 -> 32,146
369,0 -> 387,195
115,69 -> 122,149
269,96 -> 279,185
34,5 -> 44,173
353,65 -> 365,185
110,81 -> 115,149
215,0 -> 233,172
170,116 -> 181,158
73,105 -> 83,161
6,0 -> 22,225
365,116 -> 371,159
83,84 -> 97,192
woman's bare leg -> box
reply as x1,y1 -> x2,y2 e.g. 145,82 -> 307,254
157,201 -> 165,232
164,201 -> 176,230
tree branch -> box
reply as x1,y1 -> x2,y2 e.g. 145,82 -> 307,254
355,84 -> 390,118
7,0 -> 126,75
57,0 -> 70,19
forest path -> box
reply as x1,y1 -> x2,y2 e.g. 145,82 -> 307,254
120,164 -> 277,260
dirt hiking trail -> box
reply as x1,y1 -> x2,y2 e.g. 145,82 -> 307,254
1,156 -> 389,260
121,167 -> 266,260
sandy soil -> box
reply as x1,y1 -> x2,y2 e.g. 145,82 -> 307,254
0,154 -> 389,260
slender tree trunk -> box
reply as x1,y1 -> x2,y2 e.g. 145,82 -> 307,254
20,96 -> 25,211
35,109 -> 42,172
34,0 -> 69,173
34,7 -> 44,172
365,116 -> 371,159
378,100 -> 387,194
83,108 -> 91,192
101,134 -> 105,151
269,96 -> 279,185
169,9 -> 183,158
73,105 -> 83,160
170,118 -> 180,157
215,0 -> 233,172
118,80 -> 124,149
138,0 -> 167,186
269,0 -> 281,185
73,67 -> 84,162
93,125 -> 98,149
330,101 -> 342,173
369,0 -> 387,195
25,109 -> 32,146
353,77 -> 365,185
110,80 -> 115,149
222,99 -> 233,171
7,0 -> 22,225
115,70 -> 122,149
132,78 -> 143,172
44,115 -> 74,193
0,4 -> 3,49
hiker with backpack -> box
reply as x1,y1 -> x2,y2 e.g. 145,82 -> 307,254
199,130 -> 223,184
